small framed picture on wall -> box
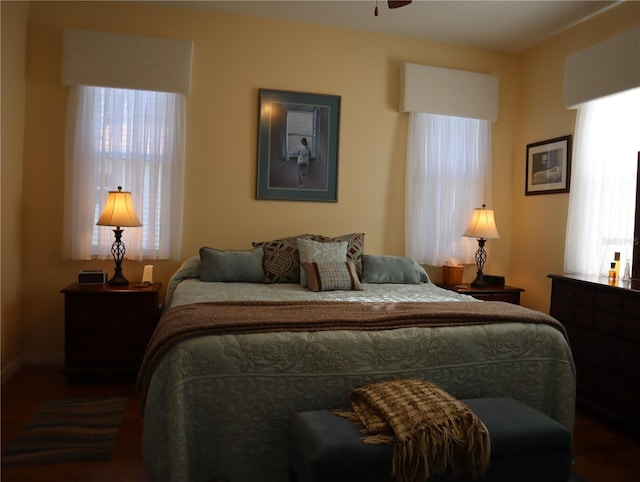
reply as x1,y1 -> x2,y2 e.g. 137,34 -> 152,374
525,135 -> 572,195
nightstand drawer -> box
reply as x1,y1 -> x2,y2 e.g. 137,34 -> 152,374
71,293 -> 150,314
472,292 -> 521,304
72,311 -> 150,333
436,284 -> 524,305
71,333 -> 144,365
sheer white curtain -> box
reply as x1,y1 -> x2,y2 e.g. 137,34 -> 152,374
63,85 -> 185,260
565,87 -> 640,275
406,112 -> 492,265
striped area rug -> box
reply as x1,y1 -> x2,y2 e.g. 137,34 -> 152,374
1,397 -> 128,466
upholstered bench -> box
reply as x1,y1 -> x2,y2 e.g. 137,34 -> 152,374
289,397 -> 573,482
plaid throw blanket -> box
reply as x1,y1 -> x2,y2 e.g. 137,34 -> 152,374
340,379 -> 491,482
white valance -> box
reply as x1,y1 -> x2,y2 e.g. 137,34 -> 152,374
62,29 -> 193,95
564,26 -> 640,108
399,63 -> 499,121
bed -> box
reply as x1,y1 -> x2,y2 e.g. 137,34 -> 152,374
137,234 -> 576,482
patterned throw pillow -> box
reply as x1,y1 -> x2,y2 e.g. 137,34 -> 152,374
297,238 -> 348,287
313,233 -> 365,277
302,262 -> 363,292
252,234 -> 313,283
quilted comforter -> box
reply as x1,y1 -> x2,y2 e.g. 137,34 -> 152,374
139,258 -> 576,482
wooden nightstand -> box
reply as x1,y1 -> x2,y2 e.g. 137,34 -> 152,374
61,282 -> 161,380
437,283 -> 524,305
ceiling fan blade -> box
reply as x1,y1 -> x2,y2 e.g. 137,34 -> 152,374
388,0 -> 412,8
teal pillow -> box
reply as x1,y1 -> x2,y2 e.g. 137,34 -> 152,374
199,247 -> 265,283
361,254 -> 429,284
297,238 -> 348,287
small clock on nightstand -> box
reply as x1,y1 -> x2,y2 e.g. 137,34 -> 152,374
436,283 -> 524,305
60,282 -> 161,380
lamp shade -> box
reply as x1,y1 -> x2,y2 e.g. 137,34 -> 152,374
96,186 -> 142,228
463,204 -> 500,240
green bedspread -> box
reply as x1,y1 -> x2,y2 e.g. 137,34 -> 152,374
140,292 -> 576,482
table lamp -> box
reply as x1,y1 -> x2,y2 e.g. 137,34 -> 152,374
96,186 -> 142,285
463,204 -> 500,287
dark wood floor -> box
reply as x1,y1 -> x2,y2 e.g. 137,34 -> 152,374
2,366 -> 640,481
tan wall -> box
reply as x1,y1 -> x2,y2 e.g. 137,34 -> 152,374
13,1 -> 518,363
3,0 -> 637,369
1,1 -> 29,376
510,1 -> 640,313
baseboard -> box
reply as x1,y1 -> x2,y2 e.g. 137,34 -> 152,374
1,353 -> 65,385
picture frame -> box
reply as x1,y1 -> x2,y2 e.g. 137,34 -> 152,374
525,135 -> 572,195
256,89 -> 341,202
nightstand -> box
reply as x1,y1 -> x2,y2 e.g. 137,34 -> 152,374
61,282 -> 161,380
437,283 -> 524,305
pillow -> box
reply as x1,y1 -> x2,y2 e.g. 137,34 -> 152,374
164,255 -> 201,309
199,247 -> 265,283
313,233 -> 365,277
302,262 -> 363,292
297,238 -> 348,287
252,234 -> 314,283
360,254 -> 429,284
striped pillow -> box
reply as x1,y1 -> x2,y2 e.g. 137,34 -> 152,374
302,261 -> 363,292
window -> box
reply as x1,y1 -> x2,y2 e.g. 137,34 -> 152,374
564,87 -> 640,275
405,112 -> 492,265
63,85 -> 185,260
286,108 -> 317,159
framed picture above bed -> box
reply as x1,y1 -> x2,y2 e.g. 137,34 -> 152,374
525,135 -> 572,195
256,89 -> 341,202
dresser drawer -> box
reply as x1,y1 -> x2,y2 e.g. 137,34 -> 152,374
565,324 -> 640,380
551,281 -> 596,308
550,299 -> 594,329
596,291 -> 640,317
594,311 -> 640,343
574,361 -> 640,422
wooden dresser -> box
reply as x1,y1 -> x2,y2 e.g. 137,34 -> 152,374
548,274 -> 640,432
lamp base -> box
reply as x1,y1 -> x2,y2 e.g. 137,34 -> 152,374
471,238 -> 489,288
108,270 -> 129,286
470,273 -> 488,288
107,227 -> 129,286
